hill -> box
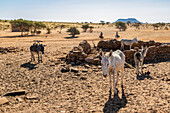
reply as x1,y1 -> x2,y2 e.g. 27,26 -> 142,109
115,18 -> 142,23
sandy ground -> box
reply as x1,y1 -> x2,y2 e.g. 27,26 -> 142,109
0,27 -> 170,112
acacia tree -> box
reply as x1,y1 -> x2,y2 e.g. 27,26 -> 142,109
100,20 -> 105,25
67,27 -> 80,37
81,24 -> 89,32
33,22 -> 46,34
127,21 -> 131,26
132,22 -> 142,30
115,21 -> 127,31
158,23 -> 165,29
152,23 -> 159,30
89,26 -> 94,33
10,19 -> 33,36
59,25 -> 65,33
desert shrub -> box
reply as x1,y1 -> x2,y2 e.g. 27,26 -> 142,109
132,22 -> 142,30
36,31 -> 41,34
81,24 -> 89,32
47,28 -> 51,34
67,27 -> 80,37
89,26 -> 94,33
115,21 -> 127,31
152,23 -> 159,30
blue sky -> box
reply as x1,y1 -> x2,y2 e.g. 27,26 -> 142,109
0,0 -> 170,23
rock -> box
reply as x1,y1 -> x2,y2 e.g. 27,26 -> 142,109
98,66 -> 102,69
71,62 -> 75,66
4,90 -> 27,96
80,77 -> 87,80
84,64 -> 90,68
71,68 -> 79,73
16,97 -> 24,102
61,67 -> 70,73
0,97 -> 9,105
82,69 -> 88,72
85,57 -> 100,65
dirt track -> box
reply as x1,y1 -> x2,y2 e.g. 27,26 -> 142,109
0,27 -> 170,112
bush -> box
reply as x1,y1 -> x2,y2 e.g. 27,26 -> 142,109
47,28 -> 51,34
36,31 -> 41,34
67,27 -> 80,37
115,21 -> 127,31
81,24 -> 89,32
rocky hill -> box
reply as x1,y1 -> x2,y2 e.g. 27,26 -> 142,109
115,18 -> 142,23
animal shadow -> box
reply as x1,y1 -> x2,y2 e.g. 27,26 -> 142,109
20,62 -> 37,70
103,85 -> 127,113
64,36 -> 79,39
137,71 -> 152,80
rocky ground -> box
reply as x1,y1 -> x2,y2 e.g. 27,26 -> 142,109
0,27 -> 170,112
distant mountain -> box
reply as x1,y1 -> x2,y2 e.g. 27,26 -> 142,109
114,18 -> 142,23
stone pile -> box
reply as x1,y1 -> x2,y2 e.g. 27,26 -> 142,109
66,39 -> 170,65
97,39 -> 162,50
123,45 -> 170,65
0,47 -> 21,54
66,40 -> 93,65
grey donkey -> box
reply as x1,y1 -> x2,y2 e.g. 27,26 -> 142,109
30,43 -> 46,63
134,46 -> 149,74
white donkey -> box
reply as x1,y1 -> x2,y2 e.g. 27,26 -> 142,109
134,46 -> 149,74
100,49 -> 125,96
121,37 -> 138,50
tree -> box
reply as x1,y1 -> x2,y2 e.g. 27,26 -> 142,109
158,22 -> 165,29
100,20 -> 105,25
67,27 -> 80,37
127,21 -> 131,26
10,19 -> 34,36
81,24 -> 89,32
132,22 -> 141,30
152,23 -> 159,30
33,21 -> 46,34
59,25 -> 65,33
89,26 -> 94,33
106,22 -> 110,24
47,28 -> 51,34
115,21 -> 127,31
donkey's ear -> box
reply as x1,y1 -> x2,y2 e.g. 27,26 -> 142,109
109,50 -> 113,57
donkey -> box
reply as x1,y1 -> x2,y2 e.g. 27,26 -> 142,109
30,43 -> 46,63
134,46 -> 149,74
100,49 -> 125,96
121,37 -> 138,50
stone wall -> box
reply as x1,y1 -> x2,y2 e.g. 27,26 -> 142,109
66,40 -> 170,65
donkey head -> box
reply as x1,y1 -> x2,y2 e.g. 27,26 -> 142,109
39,44 -> 46,54
100,49 -> 113,78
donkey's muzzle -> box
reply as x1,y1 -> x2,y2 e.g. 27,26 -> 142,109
103,74 -> 107,78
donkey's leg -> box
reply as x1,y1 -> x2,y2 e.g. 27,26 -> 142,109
38,52 -> 40,63
108,72 -> 112,92
113,70 -> 117,95
121,42 -> 124,51
31,52 -> 35,61
40,53 -> 43,62
121,67 -> 124,87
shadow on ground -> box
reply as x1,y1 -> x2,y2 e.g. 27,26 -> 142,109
103,85 -> 127,113
64,36 -> 79,39
137,71 -> 152,80
20,62 -> 37,70
0,35 -> 36,38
